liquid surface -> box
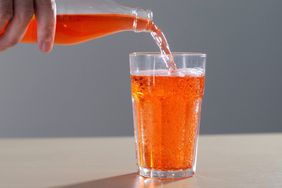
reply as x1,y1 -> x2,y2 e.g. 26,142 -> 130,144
131,69 -> 205,170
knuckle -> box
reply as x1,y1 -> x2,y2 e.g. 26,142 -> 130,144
36,0 -> 57,15
0,0 -> 13,20
39,30 -> 53,43
37,0 -> 56,8
0,0 -> 12,8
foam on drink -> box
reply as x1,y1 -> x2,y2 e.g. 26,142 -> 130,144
132,68 -> 205,77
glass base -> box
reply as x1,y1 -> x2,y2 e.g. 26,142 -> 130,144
139,167 -> 194,179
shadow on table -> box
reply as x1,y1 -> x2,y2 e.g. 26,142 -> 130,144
55,173 -> 199,188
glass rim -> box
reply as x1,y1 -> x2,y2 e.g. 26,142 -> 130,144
130,52 -> 206,57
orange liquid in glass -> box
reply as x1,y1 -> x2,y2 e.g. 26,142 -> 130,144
131,72 -> 205,170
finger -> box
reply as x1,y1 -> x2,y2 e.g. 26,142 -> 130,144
0,0 -> 13,32
34,0 -> 56,53
0,0 -> 34,51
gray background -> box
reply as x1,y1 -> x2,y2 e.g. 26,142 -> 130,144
0,0 -> 281,137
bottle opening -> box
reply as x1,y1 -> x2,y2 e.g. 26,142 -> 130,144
132,9 -> 153,32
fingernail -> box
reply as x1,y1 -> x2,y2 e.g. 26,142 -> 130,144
40,41 -> 51,53
40,38 -> 53,53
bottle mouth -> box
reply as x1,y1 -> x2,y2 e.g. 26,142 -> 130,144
132,9 -> 153,32
132,8 -> 153,20
145,9 -> 153,20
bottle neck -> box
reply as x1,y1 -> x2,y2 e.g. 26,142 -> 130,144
132,9 -> 153,32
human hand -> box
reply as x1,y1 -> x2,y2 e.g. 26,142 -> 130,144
0,0 -> 56,52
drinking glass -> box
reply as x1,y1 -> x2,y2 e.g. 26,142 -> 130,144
130,52 -> 206,178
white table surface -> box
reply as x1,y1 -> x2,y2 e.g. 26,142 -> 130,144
0,134 -> 281,188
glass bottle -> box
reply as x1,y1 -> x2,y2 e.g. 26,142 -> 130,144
22,0 -> 153,45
